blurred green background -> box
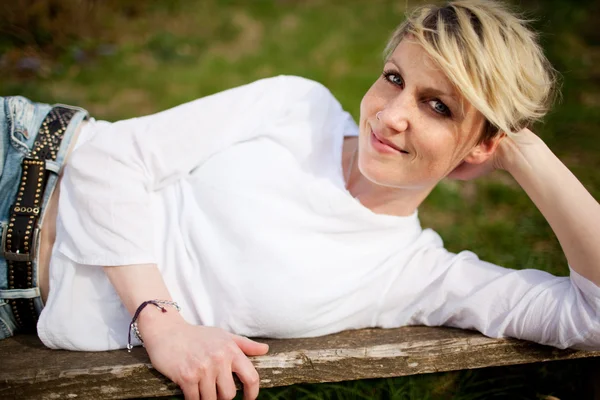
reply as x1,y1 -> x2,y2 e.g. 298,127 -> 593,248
2,0 -> 599,398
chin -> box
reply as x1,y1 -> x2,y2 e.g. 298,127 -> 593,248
358,159 -> 404,188
358,158 -> 438,190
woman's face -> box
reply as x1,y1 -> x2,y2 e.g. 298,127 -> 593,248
358,37 -> 487,190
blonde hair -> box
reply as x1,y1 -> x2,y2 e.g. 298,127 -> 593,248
384,0 -> 558,140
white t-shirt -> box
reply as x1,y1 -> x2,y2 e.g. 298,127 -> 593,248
37,76 -> 600,351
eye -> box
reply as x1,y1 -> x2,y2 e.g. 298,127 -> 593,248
429,99 -> 452,117
382,70 -> 403,87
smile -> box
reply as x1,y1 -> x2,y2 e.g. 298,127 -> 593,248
370,129 -> 409,155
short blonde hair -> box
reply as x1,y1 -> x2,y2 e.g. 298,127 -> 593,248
384,0 -> 558,140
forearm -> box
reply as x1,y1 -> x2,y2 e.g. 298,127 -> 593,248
103,264 -> 186,336
502,131 -> 600,284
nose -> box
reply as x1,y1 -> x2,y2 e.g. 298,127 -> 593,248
378,93 -> 411,133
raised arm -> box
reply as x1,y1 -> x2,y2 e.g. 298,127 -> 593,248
382,129 -> 600,350
498,128 -> 600,286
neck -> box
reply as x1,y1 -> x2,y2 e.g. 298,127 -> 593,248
342,137 -> 433,217
350,176 -> 432,217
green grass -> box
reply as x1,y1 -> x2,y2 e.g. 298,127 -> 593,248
2,0 -> 599,398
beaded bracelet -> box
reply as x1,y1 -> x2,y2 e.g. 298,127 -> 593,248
127,299 -> 181,352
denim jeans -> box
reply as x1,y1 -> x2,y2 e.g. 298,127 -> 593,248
0,96 -> 88,339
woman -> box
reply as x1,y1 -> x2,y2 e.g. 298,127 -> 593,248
1,0 -> 599,399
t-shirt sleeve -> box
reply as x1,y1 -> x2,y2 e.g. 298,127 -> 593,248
378,229 -> 600,350
56,75 -> 337,265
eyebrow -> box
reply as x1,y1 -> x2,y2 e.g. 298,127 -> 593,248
387,57 -> 462,111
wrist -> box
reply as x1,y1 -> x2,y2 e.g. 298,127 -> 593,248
135,301 -> 186,341
497,129 -> 546,175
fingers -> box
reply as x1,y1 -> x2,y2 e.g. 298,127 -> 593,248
199,374 -> 217,400
152,328 -> 264,400
231,334 -> 269,356
232,354 -> 261,400
180,383 -> 200,400
216,367 -> 237,400
230,334 -> 266,399
179,364 -> 237,400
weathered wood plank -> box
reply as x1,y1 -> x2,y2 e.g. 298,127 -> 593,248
1,327 -> 599,399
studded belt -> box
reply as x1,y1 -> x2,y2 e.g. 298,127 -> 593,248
2,106 -> 78,333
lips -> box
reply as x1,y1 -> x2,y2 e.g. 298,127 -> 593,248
371,129 -> 408,154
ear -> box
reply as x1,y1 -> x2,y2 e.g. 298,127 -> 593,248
463,133 -> 505,165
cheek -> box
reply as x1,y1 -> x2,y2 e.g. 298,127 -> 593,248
412,128 -> 459,168
420,135 -> 464,177
359,81 -> 384,120
359,92 -> 373,122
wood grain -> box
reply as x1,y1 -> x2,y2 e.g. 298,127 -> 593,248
1,327 -> 599,399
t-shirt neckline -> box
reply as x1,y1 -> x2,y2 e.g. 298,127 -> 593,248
332,132 -> 419,224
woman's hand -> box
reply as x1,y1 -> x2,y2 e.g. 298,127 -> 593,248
139,310 -> 269,400
447,152 -> 498,181
103,264 -> 269,399
448,128 -> 542,181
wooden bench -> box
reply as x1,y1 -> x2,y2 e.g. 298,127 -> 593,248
2,326 -> 600,399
